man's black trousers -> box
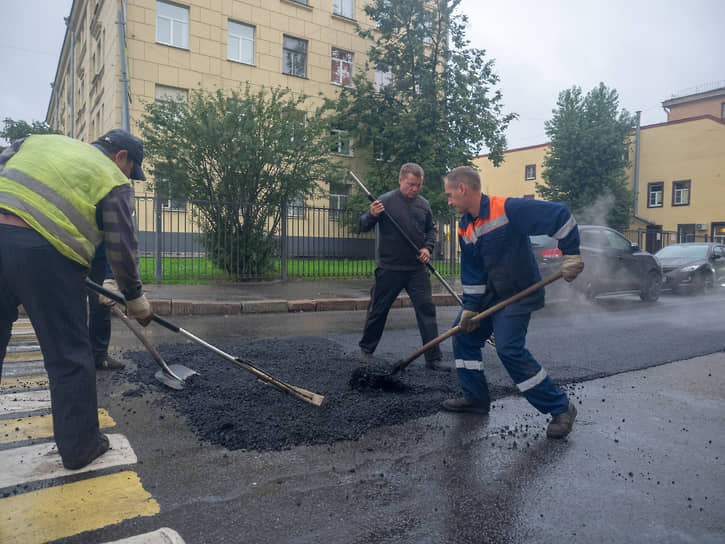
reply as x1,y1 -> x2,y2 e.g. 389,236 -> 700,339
359,266 -> 442,361
0,225 -> 104,466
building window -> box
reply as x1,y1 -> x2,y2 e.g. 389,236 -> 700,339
329,182 -> 350,221
672,179 -> 691,207
228,21 -> 254,64
523,194 -> 534,199
374,66 -> 393,92
333,0 -> 354,18
156,1 -> 189,49
283,35 -> 307,78
330,129 -> 352,156
647,182 -> 664,208
155,84 -> 188,102
287,193 -> 306,218
525,164 -> 536,180
331,48 -> 353,86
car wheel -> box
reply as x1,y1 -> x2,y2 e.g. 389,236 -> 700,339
640,270 -> 661,301
701,271 -> 715,294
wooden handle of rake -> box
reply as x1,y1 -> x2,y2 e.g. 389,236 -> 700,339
390,272 -> 564,374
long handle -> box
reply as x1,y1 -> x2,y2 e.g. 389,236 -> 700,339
84,279 -> 324,406
348,170 -> 463,306
110,305 -> 182,382
390,271 -> 564,374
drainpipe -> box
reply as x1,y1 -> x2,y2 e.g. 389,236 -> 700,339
117,8 -> 130,132
65,16 -> 75,138
632,111 -> 653,227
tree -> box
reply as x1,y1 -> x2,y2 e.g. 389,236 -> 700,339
138,87 -> 339,278
1,118 -> 58,151
538,83 -> 636,231
331,0 -> 515,215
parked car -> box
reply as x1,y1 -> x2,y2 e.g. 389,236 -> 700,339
530,225 -> 663,301
654,242 -> 725,293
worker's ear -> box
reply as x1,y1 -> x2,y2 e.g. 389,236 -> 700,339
112,149 -> 129,163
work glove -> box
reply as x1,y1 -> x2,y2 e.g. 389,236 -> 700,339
560,254 -> 585,282
459,310 -> 480,333
98,279 -> 120,306
126,293 -> 153,327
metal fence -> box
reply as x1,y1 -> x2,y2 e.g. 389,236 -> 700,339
135,195 -> 459,283
621,229 -> 724,254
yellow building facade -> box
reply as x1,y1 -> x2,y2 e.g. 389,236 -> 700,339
473,112 -> 725,244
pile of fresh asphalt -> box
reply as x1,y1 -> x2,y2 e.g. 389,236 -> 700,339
124,336 -> 515,452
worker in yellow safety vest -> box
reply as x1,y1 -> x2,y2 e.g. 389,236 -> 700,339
0,130 -> 152,470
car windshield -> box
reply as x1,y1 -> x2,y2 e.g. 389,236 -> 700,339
655,244 -> 708,259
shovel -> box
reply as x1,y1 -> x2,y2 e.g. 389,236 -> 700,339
85,279 -> 324,406
109,305 -> 196,390
350,271 -> 563,391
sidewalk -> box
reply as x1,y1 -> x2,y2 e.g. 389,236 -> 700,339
143,277 -> 464,316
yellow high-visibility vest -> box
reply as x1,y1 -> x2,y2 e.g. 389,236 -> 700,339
0,134 -> 131,267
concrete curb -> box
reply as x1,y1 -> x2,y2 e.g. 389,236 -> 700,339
146,292 -> 461,316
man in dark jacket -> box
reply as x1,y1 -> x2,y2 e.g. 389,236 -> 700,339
358,163 -> 445,370
442,166 -> 584,438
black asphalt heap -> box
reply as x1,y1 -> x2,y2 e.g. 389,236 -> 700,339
125,336 -> 515,452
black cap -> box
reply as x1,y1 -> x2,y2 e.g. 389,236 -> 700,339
93,129 -> 146,181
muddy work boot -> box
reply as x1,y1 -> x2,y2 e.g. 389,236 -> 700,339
546,402 -> 577,439
96,355 -> 125,371
441,397 -> 490,415
62,433 -> 110,470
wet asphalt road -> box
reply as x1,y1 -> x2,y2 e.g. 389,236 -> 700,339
60,288 -> 725,543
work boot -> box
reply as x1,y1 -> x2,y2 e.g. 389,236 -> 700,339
62,433 -> 110,470
546,402 -> 577,439
96,355 -> 125,371
425,358 -> 450,372
359,350 -> 373,361
441,397 -> 490,415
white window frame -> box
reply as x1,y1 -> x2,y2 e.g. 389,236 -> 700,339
156,1 -> 189,49
672,180 -> 690,206
283,35 -> 307,78
525,164 -> 536,180
374,66 -> 393,92
228,20 -> 255,64
331,129 -> 352,156
331,48 -> 353,86
333,0 -> 354,19
648,182 -> 664,208
287,194 -> 306,218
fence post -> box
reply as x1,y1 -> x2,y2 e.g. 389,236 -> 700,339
154,190 -> 163,284
448,214 -> 458,278
280,202 -> 288,281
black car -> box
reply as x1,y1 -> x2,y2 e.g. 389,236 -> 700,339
530,225 -> 663,301
655,242 -> 725,293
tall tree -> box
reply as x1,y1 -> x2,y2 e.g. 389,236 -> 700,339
538,83 -> 636,231
1,118 -> 58,151
331,0 -> 515,214
138,87 -> 339,278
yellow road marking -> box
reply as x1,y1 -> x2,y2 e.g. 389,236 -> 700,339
0,471 -> 159,544
4,351 -> 43,362
0,409 -> 115,444
0,374 -> 49,391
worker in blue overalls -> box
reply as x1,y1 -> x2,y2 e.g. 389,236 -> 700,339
442,166 -> 584,438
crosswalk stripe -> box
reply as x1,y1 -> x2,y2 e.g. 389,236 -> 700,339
4,350 -> 43,362
1,361 -> 46,378
0,389 -> 51,415
0,409 -> 115,444
0,470 -> 160,544
102,527 -> 186,544
0,433 -> 137,489
0,374 -> 49,391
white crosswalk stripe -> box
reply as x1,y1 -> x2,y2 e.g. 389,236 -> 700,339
1,319 -> 181,543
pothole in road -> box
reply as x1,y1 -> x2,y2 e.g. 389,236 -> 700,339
122,336 -> 501,452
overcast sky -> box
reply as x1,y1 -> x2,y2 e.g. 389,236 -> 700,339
1,0 -> 723,149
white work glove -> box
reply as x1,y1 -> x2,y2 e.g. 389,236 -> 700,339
126,293 -> 153,326
98,279 -> 120,306
459,310 -> 480,333
561,254 -> 584,282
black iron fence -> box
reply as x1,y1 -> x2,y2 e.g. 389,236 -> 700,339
135,195 -> 459,283
620,229 -> 724,254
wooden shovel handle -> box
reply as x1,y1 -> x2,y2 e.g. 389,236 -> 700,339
393,272 -> 564,372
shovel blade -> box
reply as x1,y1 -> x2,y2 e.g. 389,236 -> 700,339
154,364 -> 198,391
